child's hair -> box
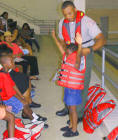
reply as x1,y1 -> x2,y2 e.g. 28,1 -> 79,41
66,43 -> 78,52
0,44 -> 13,57
61,1 -> 75,9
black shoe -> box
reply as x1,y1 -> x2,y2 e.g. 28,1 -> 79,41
43,124 -> 48,129
67,117 -> 83,125
31,84 -> 36,89
37,115 -> 47,122
29,101 -> 41,108
56,108 -> 69,116
60,126 -> 72,132
63,129 -> 79,137
22,114 -> 47,122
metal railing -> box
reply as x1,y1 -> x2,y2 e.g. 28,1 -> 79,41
0,1 -> 56,35
94,47 -> 118,90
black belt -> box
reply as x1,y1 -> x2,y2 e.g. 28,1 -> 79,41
82,39 -> 93,45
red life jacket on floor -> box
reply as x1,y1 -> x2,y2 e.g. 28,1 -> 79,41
62,11 -> 84,45
83,100 -> 116,134
85,84 -> 106,111
88,84 -> 101,100
85,90 -> 106,112
57,51 -> 86,90
105,127 -> 118,140
3,118 -> 44,140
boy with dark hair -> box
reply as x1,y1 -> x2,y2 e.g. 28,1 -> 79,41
0,45 -> 48,125
0,44 -> 42,108
52,30 -> 85,137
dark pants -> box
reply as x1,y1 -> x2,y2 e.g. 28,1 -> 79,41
24,38 -> 40,51
22,56 -> 39,76
64,52 -> 94,118
31,38 -> 40,51
15,56 -> 39,76
15,59 -> 29,74
9,70 -> 29,94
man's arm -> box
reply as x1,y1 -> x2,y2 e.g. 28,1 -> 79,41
81,33 -> 106,56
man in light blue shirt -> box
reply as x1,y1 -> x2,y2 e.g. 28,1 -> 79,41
56,1 -> 106,123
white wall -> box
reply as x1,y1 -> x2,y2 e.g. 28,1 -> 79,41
87,0 -> 118,9
0,0 -> 59,20
74,0 -> 85,12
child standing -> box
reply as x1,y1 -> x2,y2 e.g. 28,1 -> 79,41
52,30 -> 86,137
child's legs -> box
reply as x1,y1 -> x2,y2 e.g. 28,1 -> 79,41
4,111 -> 15,138
69,105 -> 78,132
23,88 -> 32,104
22,104 -> 33,120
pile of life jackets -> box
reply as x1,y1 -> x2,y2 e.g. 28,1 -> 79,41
83,84 -> 116,134
104,127 -> 118,140
3,118 -> 44,140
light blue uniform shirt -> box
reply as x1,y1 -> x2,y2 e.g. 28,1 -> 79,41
58,16 -> 102,48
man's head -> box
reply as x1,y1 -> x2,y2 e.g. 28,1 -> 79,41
61,1 -> 76,22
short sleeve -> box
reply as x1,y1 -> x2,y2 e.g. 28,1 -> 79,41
84,16 -> 102,39
3,74 -> 16,96
18,46 -> 23,54
58,18 -> 64,40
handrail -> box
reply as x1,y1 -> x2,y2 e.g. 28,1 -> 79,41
0,2 -> 37,22
94,47 -> 118,90
0,2 -> 57,24
105,48 -> 118,59
0,1 -> 56,34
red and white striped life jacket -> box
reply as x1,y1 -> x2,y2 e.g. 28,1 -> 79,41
62,11 -> 84,45
3,118 -> 44,140
105,127 -> 118,140
85,84 -> 106,111
83,100 -> 116,134
57,51 -> 86,90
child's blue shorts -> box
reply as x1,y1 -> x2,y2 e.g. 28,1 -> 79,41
3,96 -> 23,114
64,87 -> 82,106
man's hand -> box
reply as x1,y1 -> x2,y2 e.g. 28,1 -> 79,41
75,32 -> 82,45
81,48 -> 91,56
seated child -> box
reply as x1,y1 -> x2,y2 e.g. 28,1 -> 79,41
0,44 -> 46,121
0,49 -> 48,127
52,30 -> 86,137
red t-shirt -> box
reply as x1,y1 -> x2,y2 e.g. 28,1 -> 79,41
0,42 -> 23,56
0,71 -> 16,101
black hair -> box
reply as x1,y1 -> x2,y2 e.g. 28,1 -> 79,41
0,44 -> 13,57
1,12 -> 8,18
66,43 -> 78,52
22,23 -> 30,30
61,1 -> 75,9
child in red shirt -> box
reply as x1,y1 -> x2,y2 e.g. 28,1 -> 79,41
0,51 -> 46,124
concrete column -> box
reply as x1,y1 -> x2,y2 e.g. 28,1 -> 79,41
74,0 -> 86,12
